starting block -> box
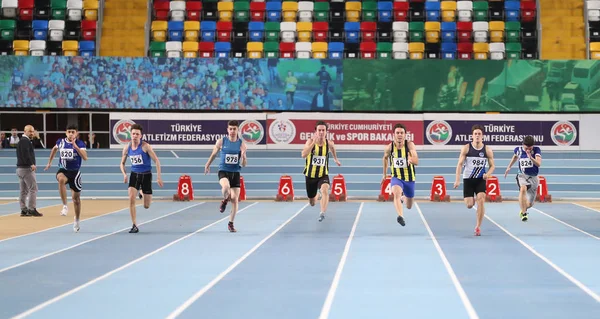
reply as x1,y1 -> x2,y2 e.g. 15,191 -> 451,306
239,176 -> 246,201
378,175 -> 394,202
535,176 -> 552,202
430,176 -> 451,202
174,175 -> 193,201
485,176 -> 502,202
276,175 -> 294,201
329,174 -> 347,202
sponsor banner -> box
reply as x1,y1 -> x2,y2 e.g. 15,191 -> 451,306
109,114 -> 266,149
267,118 -> 424,146
423,120 -> 579,146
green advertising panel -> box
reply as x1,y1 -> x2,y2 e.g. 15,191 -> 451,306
343,60 -> 599,113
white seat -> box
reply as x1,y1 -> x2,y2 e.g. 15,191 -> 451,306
1,0 -> 18,18
457,1 -> 473,22
166,41 -> 182,58
298,2 -> 314,22
588,1 -> 600,22
170,1 -> 186,21
67,0 -> 83,21
489,42 -> 505,60
392,21 -> 408,42
280,22 -> 296,42
48,20 -> 66,41
472,21 -> 488,43
392,42 -> 408,59
29,40 -> 46,56
295,41 -> 312,58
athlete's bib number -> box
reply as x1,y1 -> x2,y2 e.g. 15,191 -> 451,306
130,155 -> 143,165
312,156 -> 326,167
393,157 -> 407,168
225,154 -> 239,165
519,158 -> 533,169
60,149 -> 74,160
471,159 -> 486,167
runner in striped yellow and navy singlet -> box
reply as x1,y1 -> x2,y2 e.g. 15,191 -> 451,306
301,121 -> 341,222
382,123 -> 419,227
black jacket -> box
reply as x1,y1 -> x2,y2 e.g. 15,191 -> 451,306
16,136 -> 35,168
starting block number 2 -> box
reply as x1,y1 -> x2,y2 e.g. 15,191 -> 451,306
487,183 -> 498,196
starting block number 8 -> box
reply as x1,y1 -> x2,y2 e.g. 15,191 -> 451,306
181,183 -> 189,195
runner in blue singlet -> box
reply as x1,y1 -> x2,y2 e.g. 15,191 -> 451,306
204,120 -> 247,233
119,124 -> 163,233
504,135 -> 542,222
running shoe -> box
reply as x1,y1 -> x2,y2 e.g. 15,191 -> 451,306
474,227 -> 481,236
520,211 -> 528,222
397,215 -> 405,226
228,221 -> 237,232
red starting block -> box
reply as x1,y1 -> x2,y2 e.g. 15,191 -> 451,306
430,176 -> 451,202
276,175 -> 294,202
329,174 -> 347,202
485,176 -> 502,202
536,176 -> 552,202
174,175 -> 193,201
378,175 -> 394,202
239,176 -> 246,201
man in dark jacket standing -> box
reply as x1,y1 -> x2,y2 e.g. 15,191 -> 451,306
16,125 -> 42,217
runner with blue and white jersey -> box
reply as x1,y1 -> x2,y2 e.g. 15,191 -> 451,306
504,135 -> 542,222
44,124 -> 88,232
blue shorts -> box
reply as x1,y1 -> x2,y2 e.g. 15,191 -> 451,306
390,177 -> 415,198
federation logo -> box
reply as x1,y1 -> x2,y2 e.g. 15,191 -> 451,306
426,120 -> 452,145
112,119 -> 136,145
550,121 -> 577,146
269,119 -> 296,144
239,120 -> 264,145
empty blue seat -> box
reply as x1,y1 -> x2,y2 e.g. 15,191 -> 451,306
266,2 -> 282,22
79,40 -> 95,56
377,2 -> 393,23
248,22 -> 264,42
425,2 -> 440,21
441,42 -> 456,59
200,21 -> 216,42
328,42 -> 344,59
505,1 -> 520,22
32,20 -> 48,40
441,22 -> 456,43
168,21 -> 184,41
215,42 -> 231,57
344,22 -> 360,43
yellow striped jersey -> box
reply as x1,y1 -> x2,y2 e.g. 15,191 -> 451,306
303,139 -> 329,178
389,141 -> 416,181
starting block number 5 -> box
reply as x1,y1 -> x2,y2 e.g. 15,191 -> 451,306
334,183 -> 344,196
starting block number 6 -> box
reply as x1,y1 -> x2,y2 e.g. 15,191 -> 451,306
281,181 -> 291,195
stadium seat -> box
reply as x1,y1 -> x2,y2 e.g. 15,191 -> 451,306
47,40 -> 61,55
78,39 -> 93,55
248,41 -> 263,58
183,41 -> 198,57
170,1 -> 185,22
0,39 -> 13,54
51,0 -> 67,20
35,0 -> 51,20
62,39 -> 77,55
295,41 -> 310,58
48,20 -> 65,41
66,0 -> 82,21
392,42 -> 408,59
0,20 -> 16,40
13,39 -> 29,55
29,39 -> 45,55
32,20 -> 48,40
2,0 -> 18,18
473,42 -> 489,59
19,0 -> 34,21
312,41 -> 327,58
377,42 -> 392,59
166,40 -> 182,57
83,0 -> 97,21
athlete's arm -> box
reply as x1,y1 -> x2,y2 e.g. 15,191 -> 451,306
530,149 -> 542,167
240,142 -> 248,167
328,140 -> 341,166
145,143 -> 163,187
74,140 -> 88,161
382,144 -> 391,179
301,137 -> 315,158
205,139 -> 222,173
407,141 -> 419,166
454,144 -> 468,188
44,145 -> 59,171
504,154 -> 518,178
120,146 -> 128,182
485,147 -> 496,178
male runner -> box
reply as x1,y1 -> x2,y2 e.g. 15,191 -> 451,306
453,124 -> 495,236
120,124 -> 163,233
301,121 -> 341,222
44,124 -> 88,232
204,120 -> 247,233
382,123 -> 418,226
504,135 -> 542,222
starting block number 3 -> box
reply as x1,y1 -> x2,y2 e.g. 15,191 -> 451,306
433,183 -> 443,196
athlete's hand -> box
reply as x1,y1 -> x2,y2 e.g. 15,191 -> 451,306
453,180 -> 460,189
157,177 -> 164,188
204,163 -> 210,175
123,174 -> 128,183
504,168 -> 510,178
44,163 -> 51,171
483,173 -> 489,180
335,159 -> 341,166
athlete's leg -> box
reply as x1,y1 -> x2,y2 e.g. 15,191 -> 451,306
519,185 -> 529,211
228,187 -> 240,232
463,179 -> 475,209
402,181 -> 416,210
318,182 -> 330,219
56,172 -> 69,215
219,176 -> 231,213
71,189 -> 81,232
128,187 -> 138,227
306,177 -> 318,207
474,191 -> 486,232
